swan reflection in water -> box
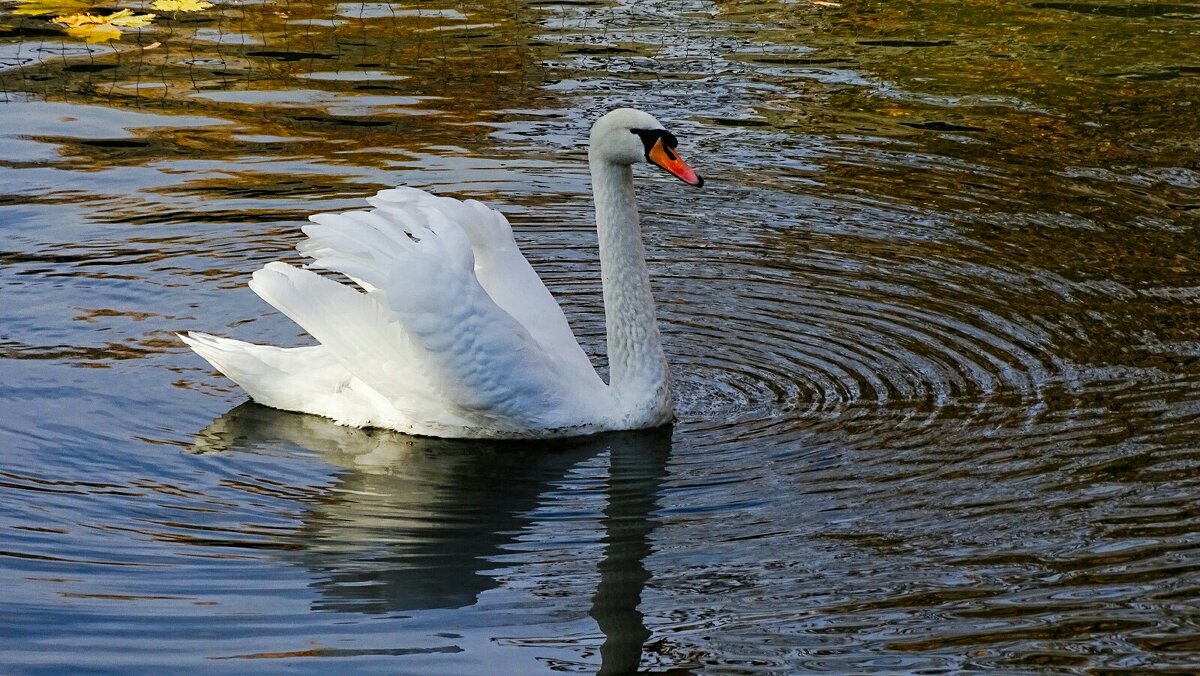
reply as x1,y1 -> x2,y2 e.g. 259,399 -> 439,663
194,403 -> 672,674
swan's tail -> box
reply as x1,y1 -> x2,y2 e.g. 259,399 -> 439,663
178,331 -> 341,413
180,331 -> 268,390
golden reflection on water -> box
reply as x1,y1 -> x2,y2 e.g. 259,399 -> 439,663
2,0 -> 554,176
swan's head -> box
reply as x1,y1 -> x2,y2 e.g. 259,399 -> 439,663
589,108 -> 704,187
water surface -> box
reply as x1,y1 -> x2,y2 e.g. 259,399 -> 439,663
3,0 -> 1200,672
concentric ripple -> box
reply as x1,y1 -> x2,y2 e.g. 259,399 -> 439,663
524,183 -> 1072,442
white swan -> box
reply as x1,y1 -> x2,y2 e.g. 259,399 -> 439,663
181,108 -> 704,439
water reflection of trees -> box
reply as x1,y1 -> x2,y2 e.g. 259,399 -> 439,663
1,0 -> 548,153
194,403 -> 672,674
710,0 -> 1200,381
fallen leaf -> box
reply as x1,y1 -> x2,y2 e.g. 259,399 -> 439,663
12,0 -> 90,17
53,12 -> 108,27
151,0 -> 213,11
107,8 -> 156,27
52,9 -> 156,42
64,22 -> 122,42
143,41 -> 161,50
54,9 -> 154,27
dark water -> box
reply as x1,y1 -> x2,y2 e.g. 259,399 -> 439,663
3,0 -> 1200,672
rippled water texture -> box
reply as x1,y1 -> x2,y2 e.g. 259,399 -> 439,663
3,0 -> 1200,672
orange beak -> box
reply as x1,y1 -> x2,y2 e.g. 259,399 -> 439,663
648,138 -> 703,187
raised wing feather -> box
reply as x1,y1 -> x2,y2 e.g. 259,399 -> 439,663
364,187 -> 604,390
296,195 -> 611,433
247,262 -> 476,431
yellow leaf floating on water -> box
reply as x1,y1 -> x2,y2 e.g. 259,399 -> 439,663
150,0 -> 213,12
54,9 -> 155,27
53,12 -> 108,27
107,9 -> 156,27
52,9 -> 155,42
12,0 -> 90,17
64,22 -> 122,42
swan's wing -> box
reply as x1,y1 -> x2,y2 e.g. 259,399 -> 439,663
364,187 -> 604,389
295,202 -> 607,432
245,262 -> 474,431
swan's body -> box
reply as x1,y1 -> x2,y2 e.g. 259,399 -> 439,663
182,108 -> 703,439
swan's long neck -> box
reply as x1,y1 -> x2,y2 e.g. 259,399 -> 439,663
589,156 -> 671,425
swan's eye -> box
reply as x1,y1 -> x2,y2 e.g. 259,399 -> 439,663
631,128 -> 677,156
631,128 -> 655,153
